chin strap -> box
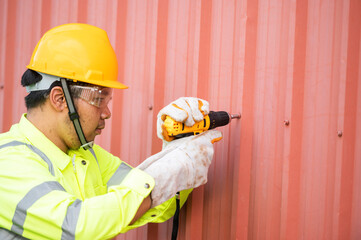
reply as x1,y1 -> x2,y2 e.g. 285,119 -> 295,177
60,79 -> 93,150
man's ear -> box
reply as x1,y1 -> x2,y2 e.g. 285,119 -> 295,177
49,86 -> 67,111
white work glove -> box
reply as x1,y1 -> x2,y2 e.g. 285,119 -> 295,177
157,97 -> 209,145
137,130 -> 222,208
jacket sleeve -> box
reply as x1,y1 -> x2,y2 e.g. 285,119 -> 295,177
0,145 -> 154,240
93,145 -> 192,233
121,189 -> 192,233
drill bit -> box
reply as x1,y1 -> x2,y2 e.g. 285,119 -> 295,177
230,113 -> 241,119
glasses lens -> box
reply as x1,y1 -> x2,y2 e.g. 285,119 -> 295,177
70,85 -> 112,108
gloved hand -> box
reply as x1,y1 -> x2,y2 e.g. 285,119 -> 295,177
137,130 -> 222,208
157,97 -> 209,144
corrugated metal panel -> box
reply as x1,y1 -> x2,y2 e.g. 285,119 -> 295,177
0,0 -> 360,239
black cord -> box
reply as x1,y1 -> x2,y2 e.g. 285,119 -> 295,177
171,192 -> 180,240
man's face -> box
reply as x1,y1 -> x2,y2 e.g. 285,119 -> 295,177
65,86 -> 113,149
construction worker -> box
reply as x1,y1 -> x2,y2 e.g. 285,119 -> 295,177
0,23 -> 222,239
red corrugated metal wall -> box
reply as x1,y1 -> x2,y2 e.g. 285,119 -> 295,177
1,0 -> 360,239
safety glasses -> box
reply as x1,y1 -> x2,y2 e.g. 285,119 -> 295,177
70,85 -> 113,108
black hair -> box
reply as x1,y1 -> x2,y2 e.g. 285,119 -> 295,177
21,69 -> 98,110
21,69 -> 62,109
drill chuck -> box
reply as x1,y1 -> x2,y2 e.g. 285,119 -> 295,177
208,111 -> 231,129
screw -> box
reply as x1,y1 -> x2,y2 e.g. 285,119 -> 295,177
148,105 -> 153,110
284,120 -> 290,126
337,131 -> 343,137
0,85 -> 4,90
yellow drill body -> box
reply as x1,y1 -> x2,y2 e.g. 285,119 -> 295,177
164,115 -> 211,137
164,111 -> 241,139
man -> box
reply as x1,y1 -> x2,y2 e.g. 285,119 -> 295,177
0,23 -> 222,239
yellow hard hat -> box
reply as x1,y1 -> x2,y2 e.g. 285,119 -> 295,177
27,23 -> 128,89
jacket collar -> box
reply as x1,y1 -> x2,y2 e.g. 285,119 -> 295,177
18,114 -> 71,171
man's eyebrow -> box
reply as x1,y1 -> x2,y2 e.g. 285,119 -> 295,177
101,89 -> 113,96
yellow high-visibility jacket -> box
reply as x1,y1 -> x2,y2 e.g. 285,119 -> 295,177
0,114 -> 192,239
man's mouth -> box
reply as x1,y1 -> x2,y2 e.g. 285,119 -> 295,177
95,125 -> 105,135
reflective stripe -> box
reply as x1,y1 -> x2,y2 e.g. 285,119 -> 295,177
11,181 -> 65,235
0,141 -> 54,176
1,141 -> 83,238
88,147 -> 99,166
0,228 -> 28,240
107,162 -> 132,187
61,199 -> 82,240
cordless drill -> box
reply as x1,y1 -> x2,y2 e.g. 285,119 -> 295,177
165,110 -> 240,239
164,111 -> 241,139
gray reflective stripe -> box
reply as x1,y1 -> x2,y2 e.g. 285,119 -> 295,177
88,147 -> 99,166
11,181 -> 65,235
0,228 -> 29,240
61,199 -> 82,240
107,162 -> 132,187
1,141 -> 83,238
0,141 -> 54,176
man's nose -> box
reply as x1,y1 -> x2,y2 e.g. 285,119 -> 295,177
101,105 -> 111,119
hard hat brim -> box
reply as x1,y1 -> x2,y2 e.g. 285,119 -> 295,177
80,78 -> 129,89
